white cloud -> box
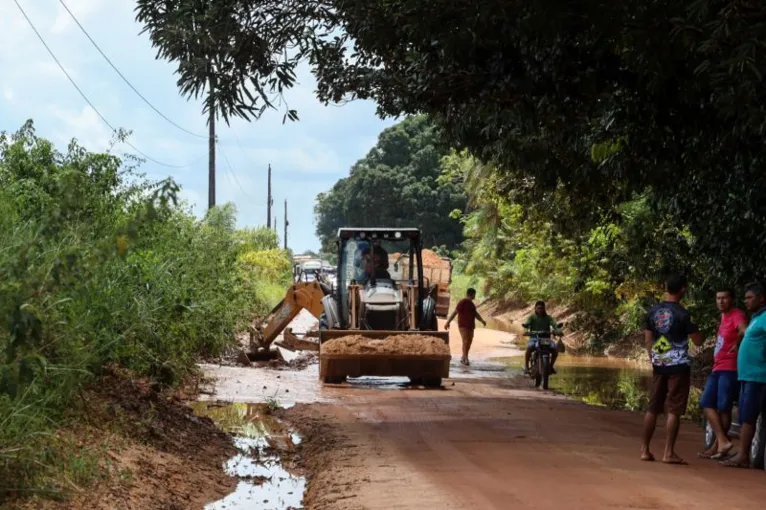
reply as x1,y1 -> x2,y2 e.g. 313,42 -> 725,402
0,1 -> 393,252
50,0 -> 106,35
49,104 -> 112,151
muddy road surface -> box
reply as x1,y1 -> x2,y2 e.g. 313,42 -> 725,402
200,313 -> 766,509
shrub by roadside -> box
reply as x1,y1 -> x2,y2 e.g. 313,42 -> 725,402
0,121 -> 288,501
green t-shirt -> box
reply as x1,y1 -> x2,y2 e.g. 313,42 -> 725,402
738,309 -> 766,383
523,314 -> 561,334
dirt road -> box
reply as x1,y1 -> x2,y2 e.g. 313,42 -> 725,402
202,317 -> 766,509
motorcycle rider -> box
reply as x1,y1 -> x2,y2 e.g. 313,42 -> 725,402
523,301 -> 564,374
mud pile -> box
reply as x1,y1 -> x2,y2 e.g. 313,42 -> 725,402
321,334 -> 450,356
421,249 -> 449,269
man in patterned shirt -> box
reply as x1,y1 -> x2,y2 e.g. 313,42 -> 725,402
641,274 -> 703,465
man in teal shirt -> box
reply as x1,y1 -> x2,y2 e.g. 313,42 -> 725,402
720,282 -> 766,468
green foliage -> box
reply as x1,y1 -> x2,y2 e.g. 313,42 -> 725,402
307,0 -> 766,291
238,249 -> 293,282
0,121 -> 288,498
314,115 -> 466,252
134,0 -> 328,124
447,150 -> 723,349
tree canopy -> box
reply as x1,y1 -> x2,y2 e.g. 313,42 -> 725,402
314,115 -> 466,252
309,0 -> 766,286
137,0 -> 766,288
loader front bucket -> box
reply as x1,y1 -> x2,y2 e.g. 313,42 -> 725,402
318,330 -> 451,386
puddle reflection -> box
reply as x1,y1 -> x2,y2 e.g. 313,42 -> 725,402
192,402 -> 306,510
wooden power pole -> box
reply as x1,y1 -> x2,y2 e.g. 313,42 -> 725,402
266,164 -> 273,228
283,200 -> 288,250
207,85 -> 216,210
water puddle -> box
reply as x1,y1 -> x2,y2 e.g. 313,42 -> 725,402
492,355 -> 652,410
192,402 -> 306,509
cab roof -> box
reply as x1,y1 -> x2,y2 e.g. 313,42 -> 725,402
337,227 -> 420,240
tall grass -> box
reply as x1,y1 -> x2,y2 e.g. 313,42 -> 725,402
0,121 -> 290,498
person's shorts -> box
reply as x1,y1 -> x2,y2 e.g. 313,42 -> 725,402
526,338 -> 561,351
699,370 -> 739,411
649,370 -> 691,415
458,327 -> 475,343
738,381 -> 766,425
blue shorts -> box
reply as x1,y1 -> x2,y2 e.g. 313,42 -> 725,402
526,338 -> 557,349
738,381 -> 766,425
699,370 -> 739,411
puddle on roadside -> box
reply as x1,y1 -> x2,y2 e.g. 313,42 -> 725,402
192,401 -> 306,510
492,355 -> 652,410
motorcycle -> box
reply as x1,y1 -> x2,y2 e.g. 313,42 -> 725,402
523,323 -> 565,390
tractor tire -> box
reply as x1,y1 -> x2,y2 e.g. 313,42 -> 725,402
751,413 -> 765,469
423,377 -> 442,388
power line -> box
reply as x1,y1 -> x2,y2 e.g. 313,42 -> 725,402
58,0 -> 207,139
217,141 -> 259,202
12,0 -> 198,169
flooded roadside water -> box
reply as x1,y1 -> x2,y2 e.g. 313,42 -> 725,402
191,402 -> 306,510
494,355 -> 653,410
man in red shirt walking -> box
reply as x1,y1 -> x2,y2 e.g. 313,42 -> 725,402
445,288 -> 486,366
698,287 -> 748,460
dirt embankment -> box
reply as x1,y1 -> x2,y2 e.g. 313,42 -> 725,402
480,298 -> 717,368
16,367 -> 236,510
478,299 -> 588,348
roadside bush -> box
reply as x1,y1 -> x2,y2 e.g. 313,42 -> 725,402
0,121 -> 288,498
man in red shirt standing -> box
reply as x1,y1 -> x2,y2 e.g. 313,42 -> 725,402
445,288 -> 486,366
698,287 -> 748,460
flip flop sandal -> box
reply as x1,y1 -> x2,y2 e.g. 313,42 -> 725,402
662,458 -> 688,465
697,452 -> 715,459
710,451 -> 735,461
719,459 -> 750,468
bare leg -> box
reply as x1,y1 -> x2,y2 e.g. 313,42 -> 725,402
720,410 -> 732,435
462,334 -> 473,365
524,347 -> 532,372
641,411 -> 657,461
550,350 -> 558,373
662,413 -> 685,464
703,408 -> 733,455
721,423 -> 754,467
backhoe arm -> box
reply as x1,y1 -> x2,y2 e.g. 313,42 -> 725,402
250,281 -> 328,350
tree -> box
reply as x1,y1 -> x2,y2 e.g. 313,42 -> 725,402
314,115 -> 466,252
135,0 -> 328,208
309,0 -> 766,286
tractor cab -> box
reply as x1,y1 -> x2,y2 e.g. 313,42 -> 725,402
334,228 -> 434,331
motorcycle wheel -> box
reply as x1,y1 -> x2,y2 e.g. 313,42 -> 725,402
541,356 -> 551,390
533,356 -> 542,387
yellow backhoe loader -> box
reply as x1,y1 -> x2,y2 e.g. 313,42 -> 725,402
249,227 -> 451,387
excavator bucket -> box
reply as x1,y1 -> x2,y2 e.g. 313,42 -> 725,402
318,330 -> 451,386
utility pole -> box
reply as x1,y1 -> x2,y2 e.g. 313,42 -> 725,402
283,200 -> 288,250
266,164 -> 273,227
207,81 -> 216,210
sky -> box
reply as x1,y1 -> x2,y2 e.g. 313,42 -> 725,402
0,0 -> 396,253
